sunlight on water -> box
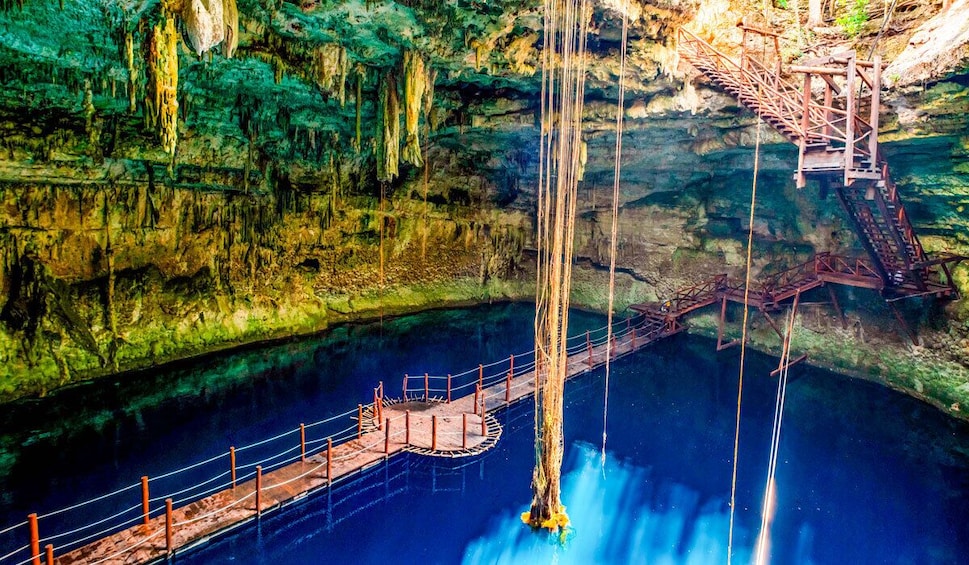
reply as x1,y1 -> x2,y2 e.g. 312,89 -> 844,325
463,442 -> 753,565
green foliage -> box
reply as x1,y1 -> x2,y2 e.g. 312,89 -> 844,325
837,0 -> 869,37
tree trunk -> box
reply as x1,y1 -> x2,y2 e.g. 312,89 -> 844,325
807,0 -> 823,28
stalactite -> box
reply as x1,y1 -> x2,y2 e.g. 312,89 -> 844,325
312,43 -> 349,105
423,65 -> 437,128
577,139 -> 587,182
222,0 -> 238,58
376,72 -> 400,182
401,50 -> 426,168
145,5 -> 180,159
124,29 -> 138,114
82,81 -> 96,140
354,64 -> 365,152
471,39 -> 484,72
182,0 -> 225,56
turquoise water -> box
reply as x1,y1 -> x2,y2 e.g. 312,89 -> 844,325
1,303 -> 968,564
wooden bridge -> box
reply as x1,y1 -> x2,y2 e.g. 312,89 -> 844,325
679,25 -> 964,299
0,308 -> 679,565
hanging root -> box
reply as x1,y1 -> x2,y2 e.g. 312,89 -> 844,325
526,0 -> 590,537
521,505 -> 570,531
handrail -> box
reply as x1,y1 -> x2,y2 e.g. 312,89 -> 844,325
678,26 -> 946,289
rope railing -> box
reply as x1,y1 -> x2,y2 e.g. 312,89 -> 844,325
170,476 -> 237,507
1,311 -> 657,564
0,546 -> 28,564
38,503 -> 141,545
398,313 -> 647,400
0,397 -> 386,565
42,512 -> 145,554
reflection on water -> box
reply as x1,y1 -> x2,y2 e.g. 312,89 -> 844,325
463,442 -> 752,565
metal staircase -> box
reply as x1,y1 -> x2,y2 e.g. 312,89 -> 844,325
679,26 -> 962,298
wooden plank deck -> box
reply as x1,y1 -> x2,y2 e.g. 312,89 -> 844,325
53,322 -> 659,564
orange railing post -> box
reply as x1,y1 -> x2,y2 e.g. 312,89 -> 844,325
384,418 -> 391,455
326,438 -> 333,485
480,412 -> 487,437
432,415 -> 439,451
255,466 -> 262,516
44,544 -> 53,565
165,498 -> 173,555
478,364 -> 483,391
300,423 -> 306,463
403,374 -> 408,399
405,410 -> 411,445
28,513 -> 39,565
376,389 -> 383,431
462,414 -> 468,449
373,389 -> 379,425
509,354 -> 514,378
357,404 -> 363,438
447,374 -> 452,403
379,382 -> 384,422
141,476 -> 150,529
424,372 -> 429,400
230,446 -> 237,488
505,372 -> 511,403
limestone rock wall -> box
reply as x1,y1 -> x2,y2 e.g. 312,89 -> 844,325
0,0 -> 968,403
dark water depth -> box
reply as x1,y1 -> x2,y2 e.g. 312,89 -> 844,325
1,303 -> 968,564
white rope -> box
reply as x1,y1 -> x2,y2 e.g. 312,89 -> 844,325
728,115 -> 764,565
0,521 -> 27,538
86,528 -> 165,565
235,427 -> 299,453
151,450 -> 227,482
39,502 -> 141,543
172,476 -> 239,507
37,481 -> 140,520
304,405 -> 361,429
43,512 -> 143,553
236,445 -> 301,471
0,544 -> 30,563
754,299 -> 798,565
150,470 -> 232,503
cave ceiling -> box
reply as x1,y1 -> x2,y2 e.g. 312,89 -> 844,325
0,1 -> 965,216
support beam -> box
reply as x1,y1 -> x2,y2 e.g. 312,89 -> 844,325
887,300 -> 919,345
827,285 -> 848,329
867,56 -> 881,171
760,309 -> 786,340
716,295 -> 740,350
797,72 -> 812,188
773,290 -> 804,376
844,54 -> 856,186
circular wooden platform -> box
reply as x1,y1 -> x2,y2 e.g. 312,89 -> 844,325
362,398 -> 502,457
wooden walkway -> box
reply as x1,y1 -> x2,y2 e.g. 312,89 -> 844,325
54,318 -> 661,564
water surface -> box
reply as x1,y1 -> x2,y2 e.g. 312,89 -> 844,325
1,303 -> 967,564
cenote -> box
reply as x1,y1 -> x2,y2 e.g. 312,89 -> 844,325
1,303 -> 968,564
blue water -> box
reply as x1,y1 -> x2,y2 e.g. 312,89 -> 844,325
1,303 -> 968,564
